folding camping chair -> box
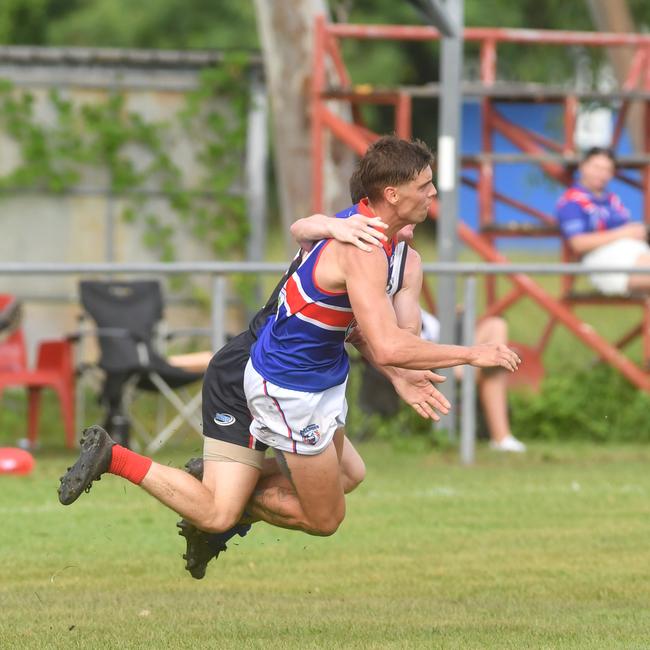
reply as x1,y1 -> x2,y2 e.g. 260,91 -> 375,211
78,280 -> 204,453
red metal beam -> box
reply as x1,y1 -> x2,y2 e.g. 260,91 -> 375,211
454,219 -> 650,390
316,21 -> 650,390
480,39 -> 497,84
322,109 -> 650,390
461,176 -> 557,226
395,93 -> 412,139
325,32 -> 351,87
518,125 -> 564,154
614,172 -> 643,190
614,322 -> 643,351
327,23 -> 650,47
563,95 -> 578,155
321,107 -> 375,154
479,39 -> 497,304
489,109 -> 569,183
612,47 -> 646,147
481,286 -> 525,318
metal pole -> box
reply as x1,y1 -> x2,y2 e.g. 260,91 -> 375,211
105,80 -> 119,264
211,274 -> 227,352
105,187 -> 115,263
436,0 -> 464,438
460,275 -> 477,465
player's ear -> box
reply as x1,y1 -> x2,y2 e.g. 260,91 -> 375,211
383,185 -> 399,205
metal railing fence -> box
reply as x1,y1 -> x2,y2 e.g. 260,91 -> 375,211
2,260 -> 647,463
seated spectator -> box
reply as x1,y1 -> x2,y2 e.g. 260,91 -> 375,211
556,147 -> 650,295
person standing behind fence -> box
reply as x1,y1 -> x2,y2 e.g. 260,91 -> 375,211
556,147 -> 650,296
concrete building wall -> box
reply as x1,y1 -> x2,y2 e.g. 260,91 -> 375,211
0,48 -> 259,358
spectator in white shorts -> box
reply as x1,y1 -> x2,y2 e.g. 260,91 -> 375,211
556,147 -> 650,296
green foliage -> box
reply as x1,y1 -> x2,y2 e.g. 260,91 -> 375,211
0,0 -> 80,45
0,0 -> 256,49
345,357 -> 650,448
511,364 -> 650,443
4,1 -> 650,156
0,55 -> 250,272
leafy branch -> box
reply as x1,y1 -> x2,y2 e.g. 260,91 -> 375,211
0,54 -> 251,271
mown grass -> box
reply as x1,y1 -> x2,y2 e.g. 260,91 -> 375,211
2,442 -> 650,649
2,235 -> 650,648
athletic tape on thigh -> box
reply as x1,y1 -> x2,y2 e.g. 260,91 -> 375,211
203,437 -> 264,470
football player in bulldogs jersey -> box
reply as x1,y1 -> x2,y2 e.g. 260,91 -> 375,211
244,137 -> 520,543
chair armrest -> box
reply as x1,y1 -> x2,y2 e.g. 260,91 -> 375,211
73,326 -> 144,343
163,327 -> 212,341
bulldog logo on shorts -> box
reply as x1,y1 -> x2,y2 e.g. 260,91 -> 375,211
213,412 -> 236,426
299,423 -> 320,445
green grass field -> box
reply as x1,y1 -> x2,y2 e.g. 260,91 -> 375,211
2,237 -> 650,648
2,441 -> 650,649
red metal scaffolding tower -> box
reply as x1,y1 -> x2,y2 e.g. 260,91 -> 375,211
310,17 -> 650,392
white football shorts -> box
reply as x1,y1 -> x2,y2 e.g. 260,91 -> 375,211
243,359 -> 348,455
582,238 -> 650,295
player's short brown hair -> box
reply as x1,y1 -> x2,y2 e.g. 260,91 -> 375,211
357,136 -> 434,203
349,166 -> 366,204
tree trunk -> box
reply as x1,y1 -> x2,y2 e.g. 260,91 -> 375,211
254,0 -> 355,252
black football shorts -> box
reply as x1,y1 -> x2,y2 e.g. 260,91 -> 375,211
202,330 -> 268,452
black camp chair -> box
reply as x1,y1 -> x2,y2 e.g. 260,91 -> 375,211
78,280 -> 203,451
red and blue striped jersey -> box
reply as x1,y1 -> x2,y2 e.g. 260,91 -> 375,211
251,201 -> 405,392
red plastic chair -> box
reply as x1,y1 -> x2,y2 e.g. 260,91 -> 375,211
0,295 -> 76,448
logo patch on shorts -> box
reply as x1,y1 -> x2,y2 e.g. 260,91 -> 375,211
299,423 -> 320,445
213,412 -> 236,426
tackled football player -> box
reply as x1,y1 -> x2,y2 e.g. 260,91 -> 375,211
57,190 -> 450,576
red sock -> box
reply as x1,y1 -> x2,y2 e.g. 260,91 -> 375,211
109,445 -> 153,485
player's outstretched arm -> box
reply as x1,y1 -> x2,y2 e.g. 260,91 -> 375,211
353,245 -> 449,420
342,244 -> 521,373
348,326 -> 449,420
290,213 -> 388,252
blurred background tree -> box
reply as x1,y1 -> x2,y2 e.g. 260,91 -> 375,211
0,0 -> 257,49
1,0 -> 648,77
3,0 -> 648,143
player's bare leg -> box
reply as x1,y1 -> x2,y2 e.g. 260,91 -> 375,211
58,425 -> 259,532
259,430 -> 364,494
177,429 -> 365,577
339,435 -> 366,493
247,435 -> 346,536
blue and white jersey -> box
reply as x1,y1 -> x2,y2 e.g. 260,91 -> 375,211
251,199 -> 406,392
